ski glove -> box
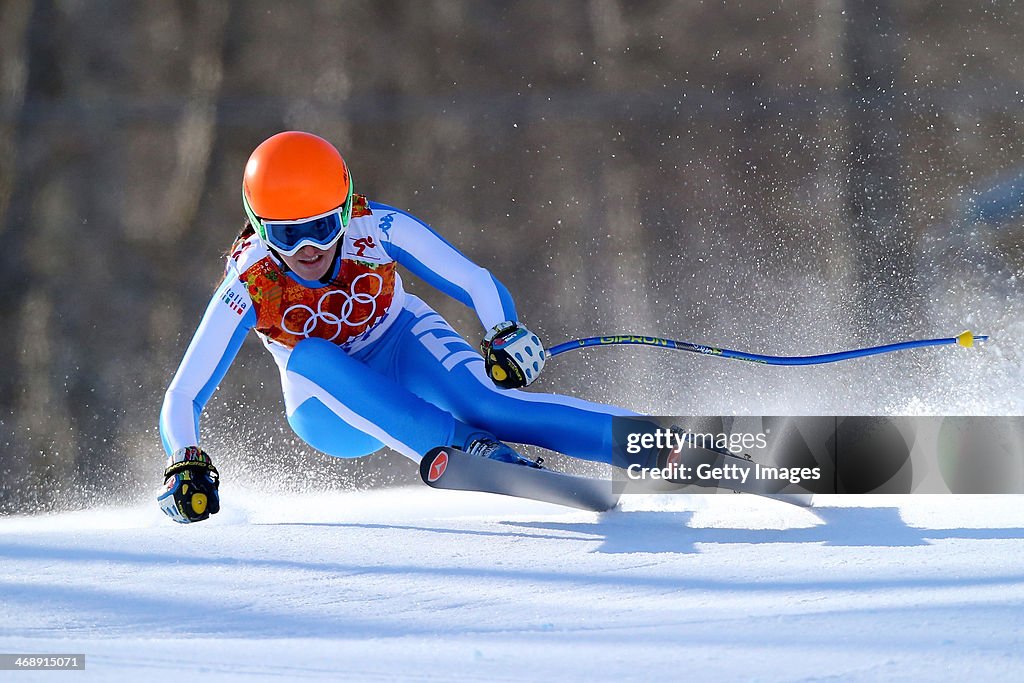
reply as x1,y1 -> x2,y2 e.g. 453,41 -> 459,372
481,321 -> 546,388
157,446 -> 220,524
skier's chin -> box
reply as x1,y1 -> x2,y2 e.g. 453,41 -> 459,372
283,245 -> 336,279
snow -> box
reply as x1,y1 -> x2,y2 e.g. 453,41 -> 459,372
2,487 -> 1023,681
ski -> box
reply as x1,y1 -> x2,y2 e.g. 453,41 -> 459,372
419,447 -> 621,512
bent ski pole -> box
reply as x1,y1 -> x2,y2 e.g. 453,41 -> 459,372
545,331 -> 987,366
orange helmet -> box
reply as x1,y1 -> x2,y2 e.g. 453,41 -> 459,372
242,131 -> 353,232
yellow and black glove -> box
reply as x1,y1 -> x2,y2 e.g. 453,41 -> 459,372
481,321 -> 546,389
157,446 -> 220,524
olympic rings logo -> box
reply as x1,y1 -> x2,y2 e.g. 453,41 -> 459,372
281,273 -> 384,342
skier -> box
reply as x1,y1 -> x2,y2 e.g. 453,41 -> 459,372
158,131 -> 638,523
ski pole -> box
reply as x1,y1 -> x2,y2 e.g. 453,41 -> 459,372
545,330 -> 987,366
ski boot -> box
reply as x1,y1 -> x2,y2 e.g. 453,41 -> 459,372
465,435 -> 542,469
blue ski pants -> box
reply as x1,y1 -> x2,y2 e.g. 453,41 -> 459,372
283,296 -> 635,464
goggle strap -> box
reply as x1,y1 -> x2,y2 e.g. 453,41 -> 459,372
242,190 -> 266,240
340,175 -> 354,228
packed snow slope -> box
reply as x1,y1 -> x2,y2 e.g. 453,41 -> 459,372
1,487 -> 1022,681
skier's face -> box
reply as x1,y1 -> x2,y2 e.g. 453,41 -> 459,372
280,242 -> 338,280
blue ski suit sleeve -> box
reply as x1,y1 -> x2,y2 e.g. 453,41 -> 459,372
159,272 -> 256,455
369,202 -> 517,330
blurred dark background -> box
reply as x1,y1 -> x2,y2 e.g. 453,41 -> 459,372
2,0 -> 1023,512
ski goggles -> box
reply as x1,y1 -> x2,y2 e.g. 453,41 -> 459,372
244,182 -> 354,257
261,206 -> 348,256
